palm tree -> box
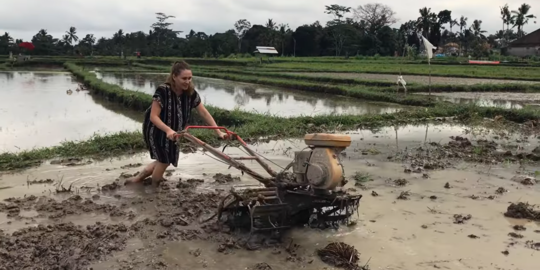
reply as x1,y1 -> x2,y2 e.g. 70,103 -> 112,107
417,7 -> 435,38
500,4 -> 513,45
113,29 -> 125,57
277,23 -> 291,56
459,16 -> 468,55
511,3 -> 537,38
470,20 -> 487,39
65,26 -> 78,55
81,34 -> 96,55
265,19 -> 278,46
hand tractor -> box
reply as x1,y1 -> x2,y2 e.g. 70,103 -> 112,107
176,126 -> 362,235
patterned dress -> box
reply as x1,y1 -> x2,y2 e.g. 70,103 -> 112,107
142,83 -> 202,167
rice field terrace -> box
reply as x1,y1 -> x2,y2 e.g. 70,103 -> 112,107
1,56 -> 540,270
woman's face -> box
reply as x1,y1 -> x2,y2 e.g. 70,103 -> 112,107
174,69 -> 192,90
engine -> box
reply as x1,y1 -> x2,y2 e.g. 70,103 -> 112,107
291,133 -> 352,190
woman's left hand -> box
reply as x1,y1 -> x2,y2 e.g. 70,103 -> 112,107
216,131 -> 228,140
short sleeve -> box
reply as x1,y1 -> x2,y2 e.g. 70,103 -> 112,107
191,90 -> 201,108
153,86 -> 166,108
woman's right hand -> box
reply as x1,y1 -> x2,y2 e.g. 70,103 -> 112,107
166,130 -> 177,141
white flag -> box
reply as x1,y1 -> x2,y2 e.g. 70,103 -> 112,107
421,35 -> 437,59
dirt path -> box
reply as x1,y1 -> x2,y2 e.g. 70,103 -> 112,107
1,123 -> 540,269
287,72 -> 540,85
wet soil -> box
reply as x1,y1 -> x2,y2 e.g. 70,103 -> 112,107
1,123 -> 540,269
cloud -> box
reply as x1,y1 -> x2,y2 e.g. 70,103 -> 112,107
1,0 -> 538,41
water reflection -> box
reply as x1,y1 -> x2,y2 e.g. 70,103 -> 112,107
95,72 -> 408,117
0,71 -> 141,152
435,96 -> 525,109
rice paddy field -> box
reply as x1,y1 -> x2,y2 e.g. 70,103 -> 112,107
1,55 -> 540,270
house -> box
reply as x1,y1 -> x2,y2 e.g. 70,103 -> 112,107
507,28 -> 540,57
253,46 -> 279,63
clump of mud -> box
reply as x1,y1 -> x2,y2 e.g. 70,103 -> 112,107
0,222 -> 130,270
120,163 -> 142,169
27,178 -> 54,185
511,175 -> 536,186
249,262 -> 273,270
317,242 -> 368,270
393,179 -> 408,186
525,240 -> 540,251
397,191 -> 410,200
504,202 -> 540,221
453,214 -> 472,224
50,157 -> 92,166
213,173 -> 240,184
496,187 -> 508,194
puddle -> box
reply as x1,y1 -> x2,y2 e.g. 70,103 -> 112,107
0,71 -> 141,152
94,72 -> 408,117
1,122 -> 540,269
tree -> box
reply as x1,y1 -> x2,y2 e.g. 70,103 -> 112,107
150,12 -> 181,56
325,4 -> 351,21
324,5 -> 353,56
352,3 -> 398,31
65,26 -> 78,54
511,3 -> 536,38
234,19 -> 251,53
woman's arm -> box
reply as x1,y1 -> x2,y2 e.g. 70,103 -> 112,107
149,100 -> 174,134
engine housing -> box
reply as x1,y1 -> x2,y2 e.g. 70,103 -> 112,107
292,133 -> 351,190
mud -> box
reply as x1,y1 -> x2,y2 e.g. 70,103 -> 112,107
0,222 -> 130,270
317,242 -> 368,270
212,173 -> 240,184
397,135 -> 540,171
504,202 -> 540,221
2,122 -> 540,269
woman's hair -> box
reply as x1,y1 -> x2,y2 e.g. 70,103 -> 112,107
165,60 -> 195,95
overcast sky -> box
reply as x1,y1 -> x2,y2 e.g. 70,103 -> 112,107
1,0 -> 538,41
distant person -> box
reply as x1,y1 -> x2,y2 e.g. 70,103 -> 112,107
125,60 -> 227,185
137,51 -> 141,59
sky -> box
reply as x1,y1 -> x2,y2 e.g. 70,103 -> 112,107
1,0 -> 538,41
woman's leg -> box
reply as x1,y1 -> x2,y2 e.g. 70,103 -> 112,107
124,161 -> 157,184
151,161 -> 169,185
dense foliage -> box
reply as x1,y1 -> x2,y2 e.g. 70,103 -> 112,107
0,3 -> 536,58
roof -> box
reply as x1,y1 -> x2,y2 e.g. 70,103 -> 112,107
508,28 -> 540,47
254,46 -> 279,54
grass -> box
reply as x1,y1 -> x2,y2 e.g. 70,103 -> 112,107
197,67 -> 540,93
255,62 -> 540,81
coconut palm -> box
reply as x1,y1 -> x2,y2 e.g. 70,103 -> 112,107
511,3 -> 537,37
470,20 -> 487,39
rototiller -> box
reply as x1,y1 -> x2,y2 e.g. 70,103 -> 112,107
176,126 -> 362,234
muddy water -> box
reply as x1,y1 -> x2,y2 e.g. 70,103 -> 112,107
288,72 -> 540,85
0,71 -> 141,152
416,92 -> 540,109
1,123 -> 539,270
94,72 -> 408,117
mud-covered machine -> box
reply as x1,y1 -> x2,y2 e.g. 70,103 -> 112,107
177,126 -> 362,233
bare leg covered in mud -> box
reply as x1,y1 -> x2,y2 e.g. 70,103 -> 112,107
124,161 -> 168,185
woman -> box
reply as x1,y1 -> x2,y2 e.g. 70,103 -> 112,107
126,60 -> 226,185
